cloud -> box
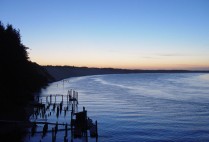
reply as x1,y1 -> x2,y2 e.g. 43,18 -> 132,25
141,56 -> 160,59
156,53 -> 185,57
140,53 -> 184,59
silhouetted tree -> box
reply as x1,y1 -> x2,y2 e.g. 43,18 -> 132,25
0,22 -> 51,100
0,21 -> 53,142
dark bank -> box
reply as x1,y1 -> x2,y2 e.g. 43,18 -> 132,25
0,22 -> 53,142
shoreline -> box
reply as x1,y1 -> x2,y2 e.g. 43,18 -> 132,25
43,65 -> 209,82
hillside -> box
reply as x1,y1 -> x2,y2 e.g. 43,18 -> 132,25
43,65 -> 209,81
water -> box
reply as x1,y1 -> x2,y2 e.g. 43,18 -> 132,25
26,73 -> 209,142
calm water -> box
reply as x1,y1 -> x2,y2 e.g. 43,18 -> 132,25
26,73 -> 209,142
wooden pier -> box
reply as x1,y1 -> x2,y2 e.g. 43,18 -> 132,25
35,89 -> 78,104
29,89 -> 98,142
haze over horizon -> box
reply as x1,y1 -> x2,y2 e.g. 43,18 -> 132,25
1,0 -> 209,70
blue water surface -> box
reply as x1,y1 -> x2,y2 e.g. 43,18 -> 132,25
25,73 -> 209,142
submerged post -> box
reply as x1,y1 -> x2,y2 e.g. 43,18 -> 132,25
64,136 -> 68,142
96,120 -> 98,138
55,122 -> 58,135
71,110 -> 73,139
52,128 -> 55,142
65,123 -> 68,136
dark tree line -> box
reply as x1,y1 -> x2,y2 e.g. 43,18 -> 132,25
0,22 -> 53,141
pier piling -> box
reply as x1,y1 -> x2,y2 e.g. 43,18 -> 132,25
29,89 -> 98,141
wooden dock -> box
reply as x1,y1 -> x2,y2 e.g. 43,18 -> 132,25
29,89 -> 98,142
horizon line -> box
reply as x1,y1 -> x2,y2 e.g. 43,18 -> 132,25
41,64 -> 209,72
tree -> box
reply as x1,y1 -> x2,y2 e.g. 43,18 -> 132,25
0,21 -> 53,141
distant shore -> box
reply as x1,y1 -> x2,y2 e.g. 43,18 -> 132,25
43,65 -> 209,81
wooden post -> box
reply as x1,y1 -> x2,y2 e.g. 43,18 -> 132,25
85,116 -> 88,140
71,110 -> 73,139
64,108 -> 67,117
77,92 -> 78,104
53,103 -> 56,111
52,128 -> 54,142
72,104 -> 74,114
96,120 -> 98,138
52,126 -> 56,142
55,122 -> 58,134
50,95 -> 52,103
60,102 -> 62,113
42,122 -> 48,137
65,123 -> 68,136
56,106 -> 59,118
31,122 -> 36,136
73,92 -> 74,99
86,109 -> 88,138
64,136 -> 68,142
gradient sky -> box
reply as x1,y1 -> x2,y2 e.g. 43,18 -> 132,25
1,0 -> 209,70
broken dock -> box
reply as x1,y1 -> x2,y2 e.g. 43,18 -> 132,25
29,89 -> 98,142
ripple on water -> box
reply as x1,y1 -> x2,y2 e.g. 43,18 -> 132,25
30,73 -> 209,142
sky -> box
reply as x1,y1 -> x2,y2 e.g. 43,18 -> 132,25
0,0 -> 209,70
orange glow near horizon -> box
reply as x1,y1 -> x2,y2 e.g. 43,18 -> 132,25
31,55 -> 209,70
2,0 -> 209,72
28,34 -> 209,71
28,43 -> 209,70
